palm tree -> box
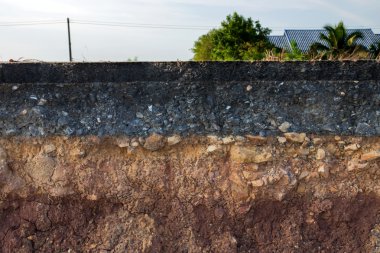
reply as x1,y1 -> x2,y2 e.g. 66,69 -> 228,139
310,21 -> 364,58
369,42 -> 380,59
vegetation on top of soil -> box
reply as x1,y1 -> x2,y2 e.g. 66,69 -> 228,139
192,12 -> 275,61
192,13 -> 380,61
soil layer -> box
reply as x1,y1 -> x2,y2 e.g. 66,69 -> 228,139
1,135 -> 380,252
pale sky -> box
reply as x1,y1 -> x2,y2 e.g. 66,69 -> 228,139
0,0 -> 379,61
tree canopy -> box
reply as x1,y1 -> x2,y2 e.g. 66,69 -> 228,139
309,21 -> 364,58
192,12 -> 274,61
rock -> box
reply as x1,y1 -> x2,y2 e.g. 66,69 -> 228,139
298,148 -> 310,156
245,135 -> 267,145
344,143 -> 360,151
234,136 -> 246,142
229,170 -> 244,185
71,148 -> 86,158
230,182 -> 250,201
278,122 -> 291,133
251,179 -> 264,187
116,137 -> 130,148
230,146 -> 272,163
297,183 -> 306,193
275,191 -> 286,201
277,137 -> 287,144
316,148 -> 326,160
326,143 -> 338,155
26,154 -> 56,186
317,164 -> 329,178
207,135 -> 221,144
42,144 -> 56,154
284,132 -> 306,143
246,85 -> 253,91
355,122 -> 376,136
207,145 -> 220,153
222,136 -> 235,144
143,133 -> 166,151
131,141 -> 139,147
136,112 -> 144,118
347,158 -> 368,171
361,150 -> 380,161
312,138 -> 323,145
299,171 -> 309,180
167,135 -> 182,146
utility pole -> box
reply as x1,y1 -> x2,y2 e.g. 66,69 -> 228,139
67,18 -> 73,62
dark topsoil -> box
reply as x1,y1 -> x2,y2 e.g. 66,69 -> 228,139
1,193 -> 379,252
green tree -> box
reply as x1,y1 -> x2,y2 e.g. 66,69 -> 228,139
309,21 -> 364,58
192,29 -> 217,61
192,12 -> 273,61
369,41 -> 380,59
284,40 -> 307,60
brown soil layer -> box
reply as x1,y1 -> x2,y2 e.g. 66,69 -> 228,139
1,135 -> 380,252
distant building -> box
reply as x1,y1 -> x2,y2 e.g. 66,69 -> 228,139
268,29 -> 380,52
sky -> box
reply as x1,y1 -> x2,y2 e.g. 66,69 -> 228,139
0,0 -> 379,62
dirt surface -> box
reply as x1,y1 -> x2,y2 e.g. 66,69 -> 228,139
1,134 -> 380,252
1,194 -> 380,253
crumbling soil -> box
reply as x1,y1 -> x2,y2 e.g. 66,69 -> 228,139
1,135 -> 380,252
1,194 -> 380,252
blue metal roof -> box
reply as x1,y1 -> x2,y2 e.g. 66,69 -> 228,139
268,29 -> 379,52
268,35 -> 291,51
375,34 -> 380,43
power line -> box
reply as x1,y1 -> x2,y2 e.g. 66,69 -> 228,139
0,19 -> 378,31
0,20 -> 65,26
71,20 -> 214,30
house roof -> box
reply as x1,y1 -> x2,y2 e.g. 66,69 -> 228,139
375,34 -> 380,42
269,28 -> 379,52
268,35 -> 291,51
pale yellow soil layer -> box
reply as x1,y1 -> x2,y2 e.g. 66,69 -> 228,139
1,134 -> 380,252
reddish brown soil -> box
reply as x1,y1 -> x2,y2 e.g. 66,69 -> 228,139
1,194 -> 380,252
1,136 -> 380,252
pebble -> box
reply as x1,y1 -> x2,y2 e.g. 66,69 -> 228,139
234,136 -> 246,142
245,135 -> 267,145
131,141 -> 139,147
143,133 -> 166,151
298,148 -> 310,156
43,144 -> 56,154
207,145 -> 220,153
361,150 -> 380,161
299,171 -> 309,180
277,137 -> 287,144
347,158 -> 368,171
222,136 -> 235,144
278,122 -> 291,133
312,138 -> 323,145
230,146 -> 272,163
284,132 -> 306,143
167,135 -> 182,146
116,137 -> 130,148
316,148 -> 326,160
207,135 -> 221,144
344,143 -> 360,151
251,179 -> 264,187
317,164 -> 329,178
246,85 -> 253,91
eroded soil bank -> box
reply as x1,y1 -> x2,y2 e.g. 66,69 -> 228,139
1,134 -> 380,252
